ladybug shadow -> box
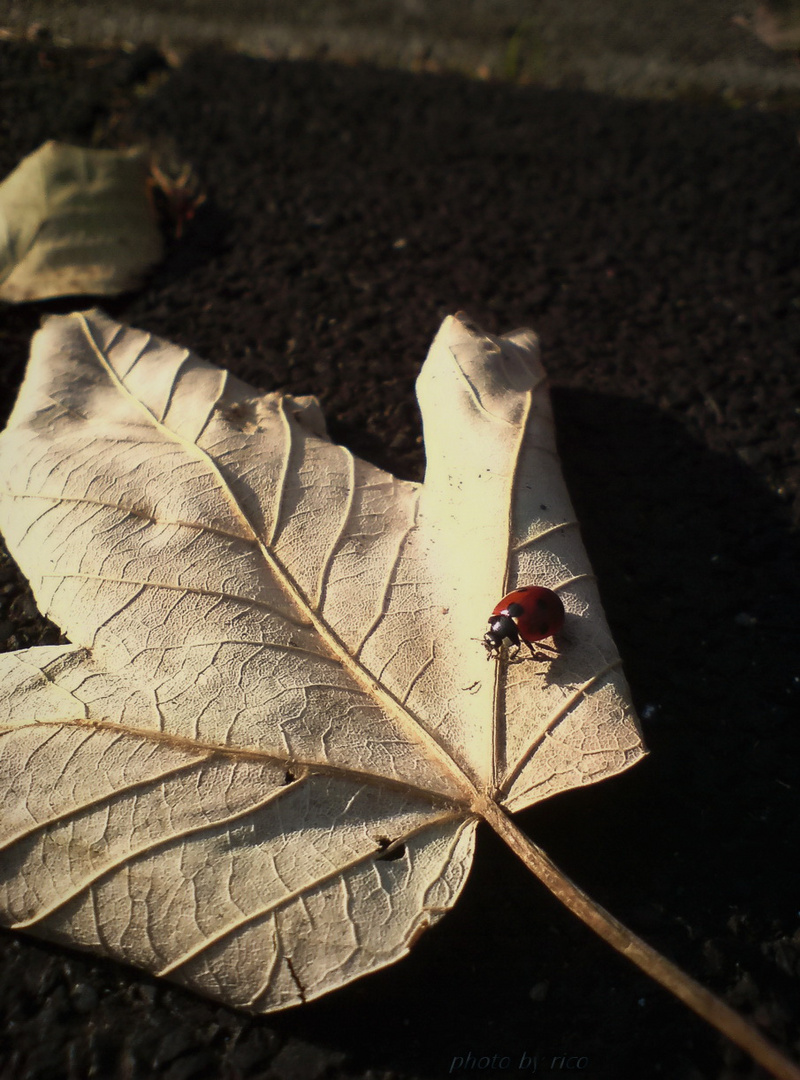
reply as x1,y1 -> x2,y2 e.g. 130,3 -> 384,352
501,639 -> 575,697
500,626 -> 601,701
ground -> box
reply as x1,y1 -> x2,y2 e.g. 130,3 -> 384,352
0,30 -> 799,1080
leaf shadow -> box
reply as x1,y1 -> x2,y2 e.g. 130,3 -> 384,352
271,388 -> 800,1079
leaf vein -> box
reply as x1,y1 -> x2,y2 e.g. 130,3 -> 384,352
1,492 -> 254,543
0,750 -> 217,850
499,658 -> 624,798
10,774 -> 310,931
316,445 -> 356,610
39,572 -> 313,628
156,810 -> 464,977
268,395 -> 293,547
354,492 -> 419,659
512,520 -> 580,553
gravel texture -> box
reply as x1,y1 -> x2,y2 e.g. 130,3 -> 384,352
0,34 -> 799,1080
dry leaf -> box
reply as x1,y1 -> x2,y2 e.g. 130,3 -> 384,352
0,309 -> 643,1011
742,2 -> 800,51
0,142 -> 163,302
3,312 -> 800,1080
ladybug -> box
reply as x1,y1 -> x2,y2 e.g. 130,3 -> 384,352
483,586 -> 565,659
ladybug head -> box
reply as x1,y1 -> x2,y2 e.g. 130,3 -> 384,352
483,613 -> 520,658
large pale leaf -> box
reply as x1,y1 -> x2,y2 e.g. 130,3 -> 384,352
0,142 -> 163,302
0,310 -> 644,1012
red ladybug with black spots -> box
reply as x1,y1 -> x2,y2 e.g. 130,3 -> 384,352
483,585 -> 565,659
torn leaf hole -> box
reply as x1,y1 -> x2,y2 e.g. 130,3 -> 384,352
283,770 -> 296,785
375,836 -> 406,861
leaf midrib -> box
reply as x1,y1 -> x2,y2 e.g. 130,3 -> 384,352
1,716 -> 468,815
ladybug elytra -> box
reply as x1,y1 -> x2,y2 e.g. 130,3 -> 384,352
483,585 -> 565,659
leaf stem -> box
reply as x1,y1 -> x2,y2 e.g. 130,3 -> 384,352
479,798 -> 800,1080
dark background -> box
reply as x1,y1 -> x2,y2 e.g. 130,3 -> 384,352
0,29 -> 799,1080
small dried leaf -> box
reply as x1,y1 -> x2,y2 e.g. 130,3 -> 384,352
0,310 -> 644,1012
749,2 -> 800,51
0,142 -> 163,302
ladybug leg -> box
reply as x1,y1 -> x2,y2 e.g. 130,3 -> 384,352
506,622 -> 521,659
485,639 -> 520,661
523,639 -> 555,661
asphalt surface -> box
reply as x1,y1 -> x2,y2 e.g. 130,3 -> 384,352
0,20 -> 799,1080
